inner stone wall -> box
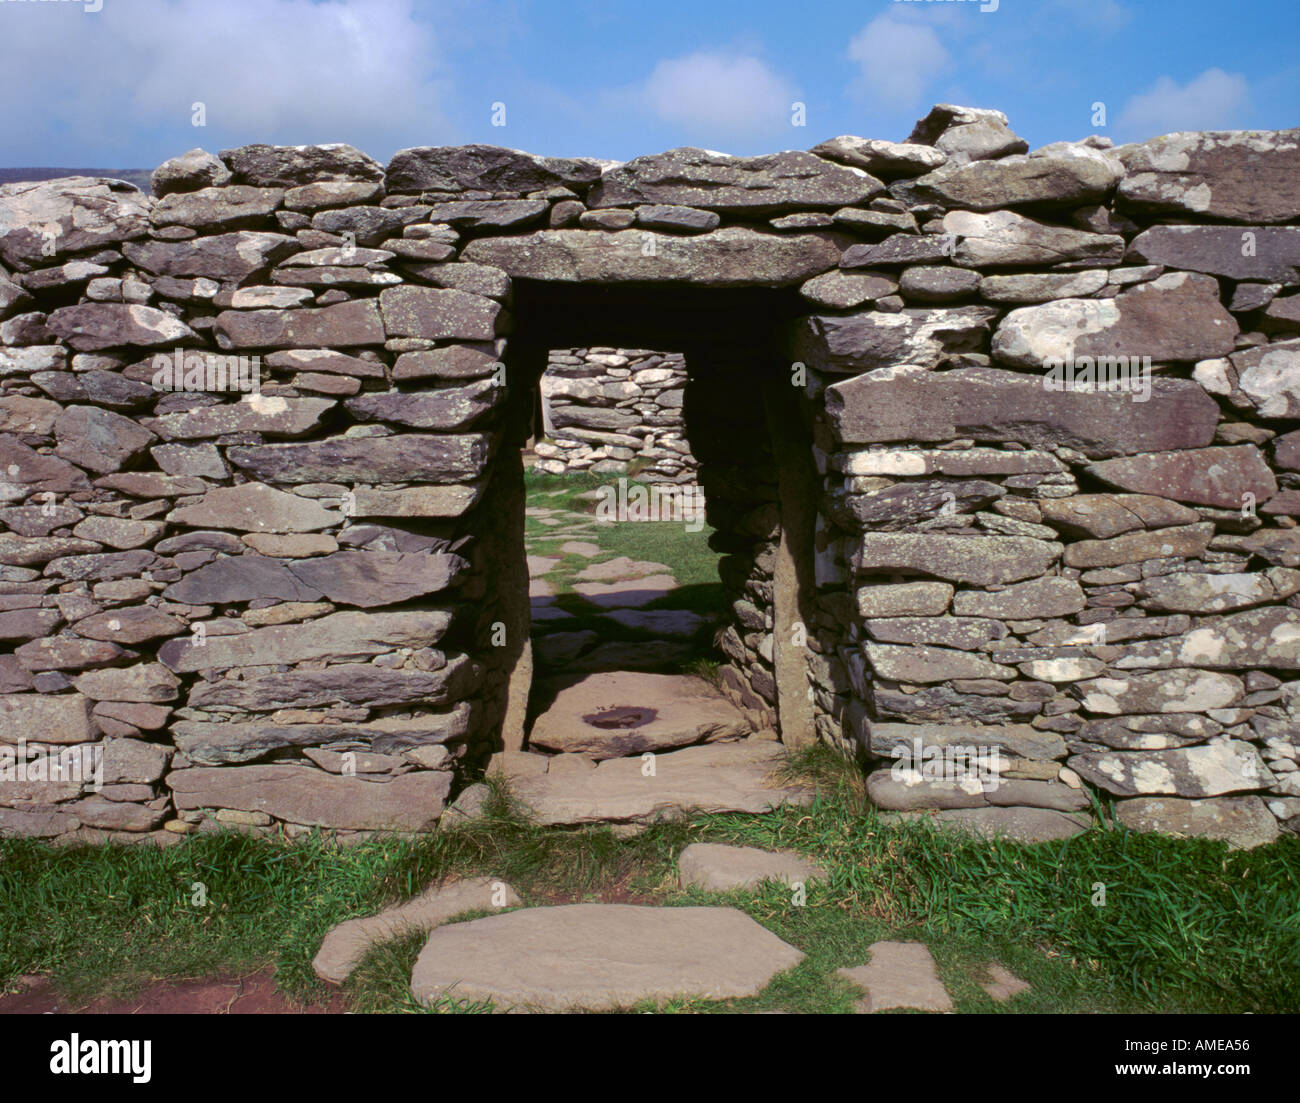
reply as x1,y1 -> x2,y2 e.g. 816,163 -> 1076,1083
533,347 -> 698,483
0,107 -> 1297,846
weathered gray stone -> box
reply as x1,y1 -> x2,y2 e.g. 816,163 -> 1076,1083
795,307 -> 996,373
854,532 -> 1061,586
158,610 -> 451,672
1040,494 -> 1200,539
677,842 -> 825,891
221,143 -> 384,187
1068,741 -> 1270,797
825,367 -> 1219,457
214,299 -> 385,349
992,273 -> 1238,368
168,482 -> 341,532
148,397 -> 334,440
1116,795 -> 1279,849
123,232 -> 297,280
172,710 -> 471,765
462,227 -> 845,287
386,144 -> 600,194
529,672 -> 748,760
189,660 -> 477,711
377,286 -> 502,341
46,304 -> 195,352
164,554 -> 324,604
151,185 -> 284,231
942,209 -> 1124,268
0,178 -> 150,267
285,550 -> 466,607
866,721 -> 1066,762
1062,523 -> 1215,569
73,606 -> 185,644
1075,670 -> 1245,715
72,663 -> 179,702
1086,446 -> 1275,509
908,105 -> 1028,163
978,269 -> 1108,303
151,149 -> 233,196
0,692 -> 98,744
855,581 -> 953,618
589,148 -> 879,213
905,805 -> 1089,842
168,763 -> 450,829
951,577 -> 1085,619
228,433 -> 493,484
811,136 -> 947,178
904,147 -> 1122,210
866,642 -> 1014,683
799,270 -> 898,309
1128,225 -> 1300,282
1136,570 -> 1300,613
1116,129 -> 1300,223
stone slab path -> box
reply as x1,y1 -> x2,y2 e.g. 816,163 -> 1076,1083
495,739 -> 812,826
883,806 -> 1090,843
409,903 -> 804,1011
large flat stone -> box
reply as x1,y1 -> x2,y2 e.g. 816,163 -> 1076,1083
992,273 -> 1238,368
1075,670 -> 1244,714
214,300 -> 384,349
854,532 -> 1061,586
866,721 -> 1066,762
227,433 -> 493,484
167,764 -> 451,830
172,709 -> 472,765
462,227 -> 846,287
1085,446 -> 1276,509
386,144 -> 600,194
904,147 -> 1122,210
167,482 -> 341,532
507,741 -> 811,826
410,903 -> 803,1011
588,148 -> 879,213
1116,129 -> 1300,223
221,143 -> 384,187
528,672 -> 748,760
122,232 -> 297,280
0,177 -> 150,267
46,304 -> 196,352
825,366 -> 1219,458
1115,795 -> 1279,849
1128,225 -> 1300,282
902,805 -> 1090,842
793,306 -> 997,373
285,550 -> 466,607
0,692 -> 98,745
158,610 -> 451,672
188,660 -> 477,711
1067,741 -> 1271,797
942,209 -> 1124,268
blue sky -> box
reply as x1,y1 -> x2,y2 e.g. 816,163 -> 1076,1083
1,0 -> 1297,169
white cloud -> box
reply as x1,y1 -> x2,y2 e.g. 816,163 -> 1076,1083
1117,69 -> 1252,139
847,15 -> 950,109
0,0 -> 452,163
640,52 -> 798,138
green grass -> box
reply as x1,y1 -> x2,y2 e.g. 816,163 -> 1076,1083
3,745 -> 1297,1014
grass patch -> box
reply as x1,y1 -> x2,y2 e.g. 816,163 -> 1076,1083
2,755 -> 1296,1014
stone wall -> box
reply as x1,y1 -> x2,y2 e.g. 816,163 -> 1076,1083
533,347 -> 698,483
0,106 -> 1297,846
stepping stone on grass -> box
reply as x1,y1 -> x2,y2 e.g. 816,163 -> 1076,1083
527,555 -> 560,578
410,903 -> 803,1011
980,963 -> 1030,1002
678,842 -> 826,892
838,941 -> 953,1014
560,541 -> 602,558
572,576 -> 678,608
312,876 -> 521,985
576,556 -> 673,582
528,671 -> 749,759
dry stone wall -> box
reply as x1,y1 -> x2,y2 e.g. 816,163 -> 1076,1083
533,347 -> 698,483
0,105 -> 1297,847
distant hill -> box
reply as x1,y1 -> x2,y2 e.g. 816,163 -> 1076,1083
0,167 -> 153,192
